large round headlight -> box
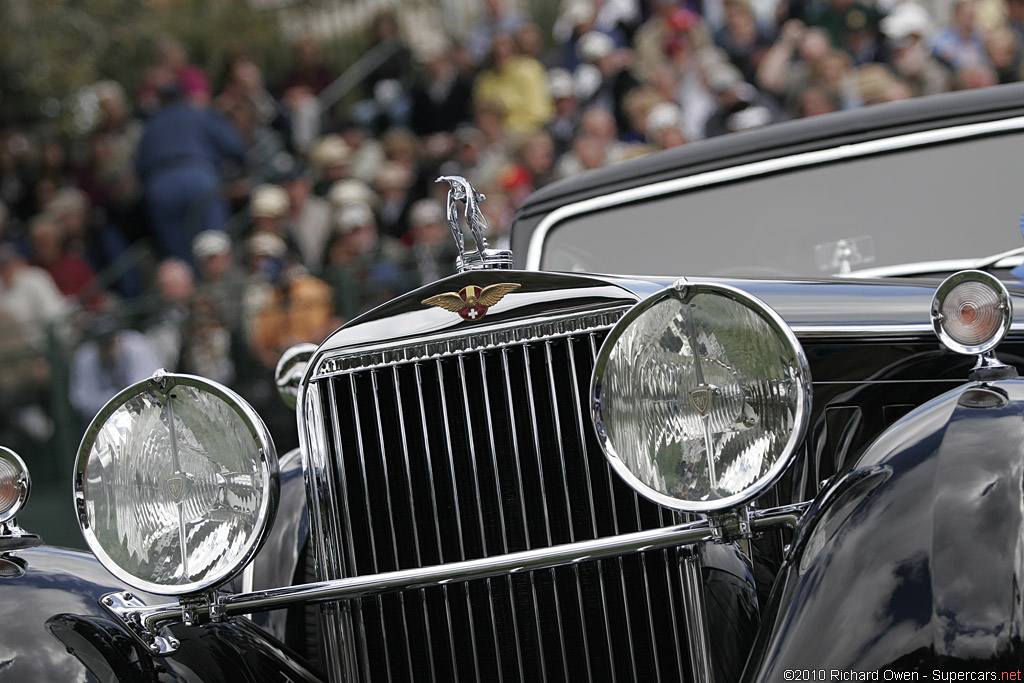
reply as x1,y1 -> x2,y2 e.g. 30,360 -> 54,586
592,282 -> 811,513
74,372 -> 279,595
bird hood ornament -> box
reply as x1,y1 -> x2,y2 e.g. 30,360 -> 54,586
422,283 -> 521,321
436,175 -> 514,272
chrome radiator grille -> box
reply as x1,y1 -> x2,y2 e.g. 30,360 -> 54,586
308,311 -> 694,682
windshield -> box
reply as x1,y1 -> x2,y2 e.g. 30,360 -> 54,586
539,131 -> 1024,278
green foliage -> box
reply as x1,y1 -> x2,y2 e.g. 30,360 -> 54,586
0,0 -> 287,130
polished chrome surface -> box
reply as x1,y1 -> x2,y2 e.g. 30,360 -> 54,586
680,547 -> 714,683
75,372 -> 279,596
524,116 -> 1024,270
0,447 -> 31,528
98,502 -> 807,655
438,175 -> 514,272
275,343 -> 318,411
592,283 -> 812,514
931,270 -> 1012,357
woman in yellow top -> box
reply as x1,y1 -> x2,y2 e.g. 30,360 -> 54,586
473,34 -> 554,135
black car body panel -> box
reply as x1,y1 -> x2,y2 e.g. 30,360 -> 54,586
746,378 -> 1024,677
0,546 -> 321,682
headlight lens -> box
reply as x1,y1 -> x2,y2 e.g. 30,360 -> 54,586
592,282 -> 811,513
931,270 -> 1011,356
75,373 -> 278,595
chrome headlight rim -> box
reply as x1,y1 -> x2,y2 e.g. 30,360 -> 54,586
0,447 -> 31,525
931,269 -> 1011,356
74,372 -> 279,596
591,281 -> 812,514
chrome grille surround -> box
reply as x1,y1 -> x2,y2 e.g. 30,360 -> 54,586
299,270 -> 712,682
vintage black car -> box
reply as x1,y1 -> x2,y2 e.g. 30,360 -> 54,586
3,83 -> 1024,682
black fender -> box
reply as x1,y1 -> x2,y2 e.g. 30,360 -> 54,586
744,379 -> 1024,678
0,546 -> 321,682
246,446 -> 309,642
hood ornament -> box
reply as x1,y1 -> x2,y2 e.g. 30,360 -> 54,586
437,175 -> 514,272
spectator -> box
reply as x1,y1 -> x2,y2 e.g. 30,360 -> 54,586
135,83 -> 246,263
409,45 -> 475,137
713,0 -> 776,84
575,31 -> 642,136
321,203 -> 409,320
374,161 -> 416,241
0,242 -> 67,349
69,311 -> 163,423
807,0 -> 885,64
279,162 -> 332,270
881,4 -> 952,97
474,33 -> 554,135
702,61 -> 782,137
249,183 -> 303,265
26,214 -> 102,309
192,229 -> 247,333
309,135 -> 352,197
249,265 -> 333,370
143,258 -> 195,371
406,198 -> 458,286
932,0 -> 989,71
986,26 -> 1022,83
180,292 -> 236,386
468,0 -> 527,66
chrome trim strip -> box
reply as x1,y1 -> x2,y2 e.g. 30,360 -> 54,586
348,374 -> 396,683
566,338 -> 620,682
370,370 -> 415,682
588,332 -> 641,680
315,309 -> 631,378
391,366 -> 440,683
305,382 -> 350,683
474,352 -> 527,680
116,505 -> 808,643
435,359 -> 484,682
522,344 -> 573,681
543,341 -> 595,681
454,354 -> 505,682
525,116 -> 1024,270
413,362 -> 463,682
324,381 -> 370,683
500,346 -> 551,683
846,253 -> 1024,279
681,547 -> 715,683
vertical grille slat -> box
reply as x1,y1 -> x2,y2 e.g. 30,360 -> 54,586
314,311 -> 697,683
500,346 -> 550,683
322,382 -> 371,682
346,375 -> 395,683
411,362 -> 461,683
566,337 -> 619,682
433,359 -> 484,683
521,343 -> 572,682
476,352 -> 527,682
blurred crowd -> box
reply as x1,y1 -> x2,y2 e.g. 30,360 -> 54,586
0,0 -> 1020,453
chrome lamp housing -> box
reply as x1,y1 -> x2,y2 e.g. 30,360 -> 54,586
74,371 -> 279,596
931,270 -> 1012,358
591,280 -> 812,514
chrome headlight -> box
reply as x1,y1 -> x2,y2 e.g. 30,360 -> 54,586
0,447 -> 30,525
75,372 -> 279,595
931,270 -> 1011,356
592,282 -> 811,513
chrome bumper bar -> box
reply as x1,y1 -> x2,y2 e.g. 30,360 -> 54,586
100,503 -> 807,656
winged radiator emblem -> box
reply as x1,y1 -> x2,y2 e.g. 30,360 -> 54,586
422,283 -> 522,321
